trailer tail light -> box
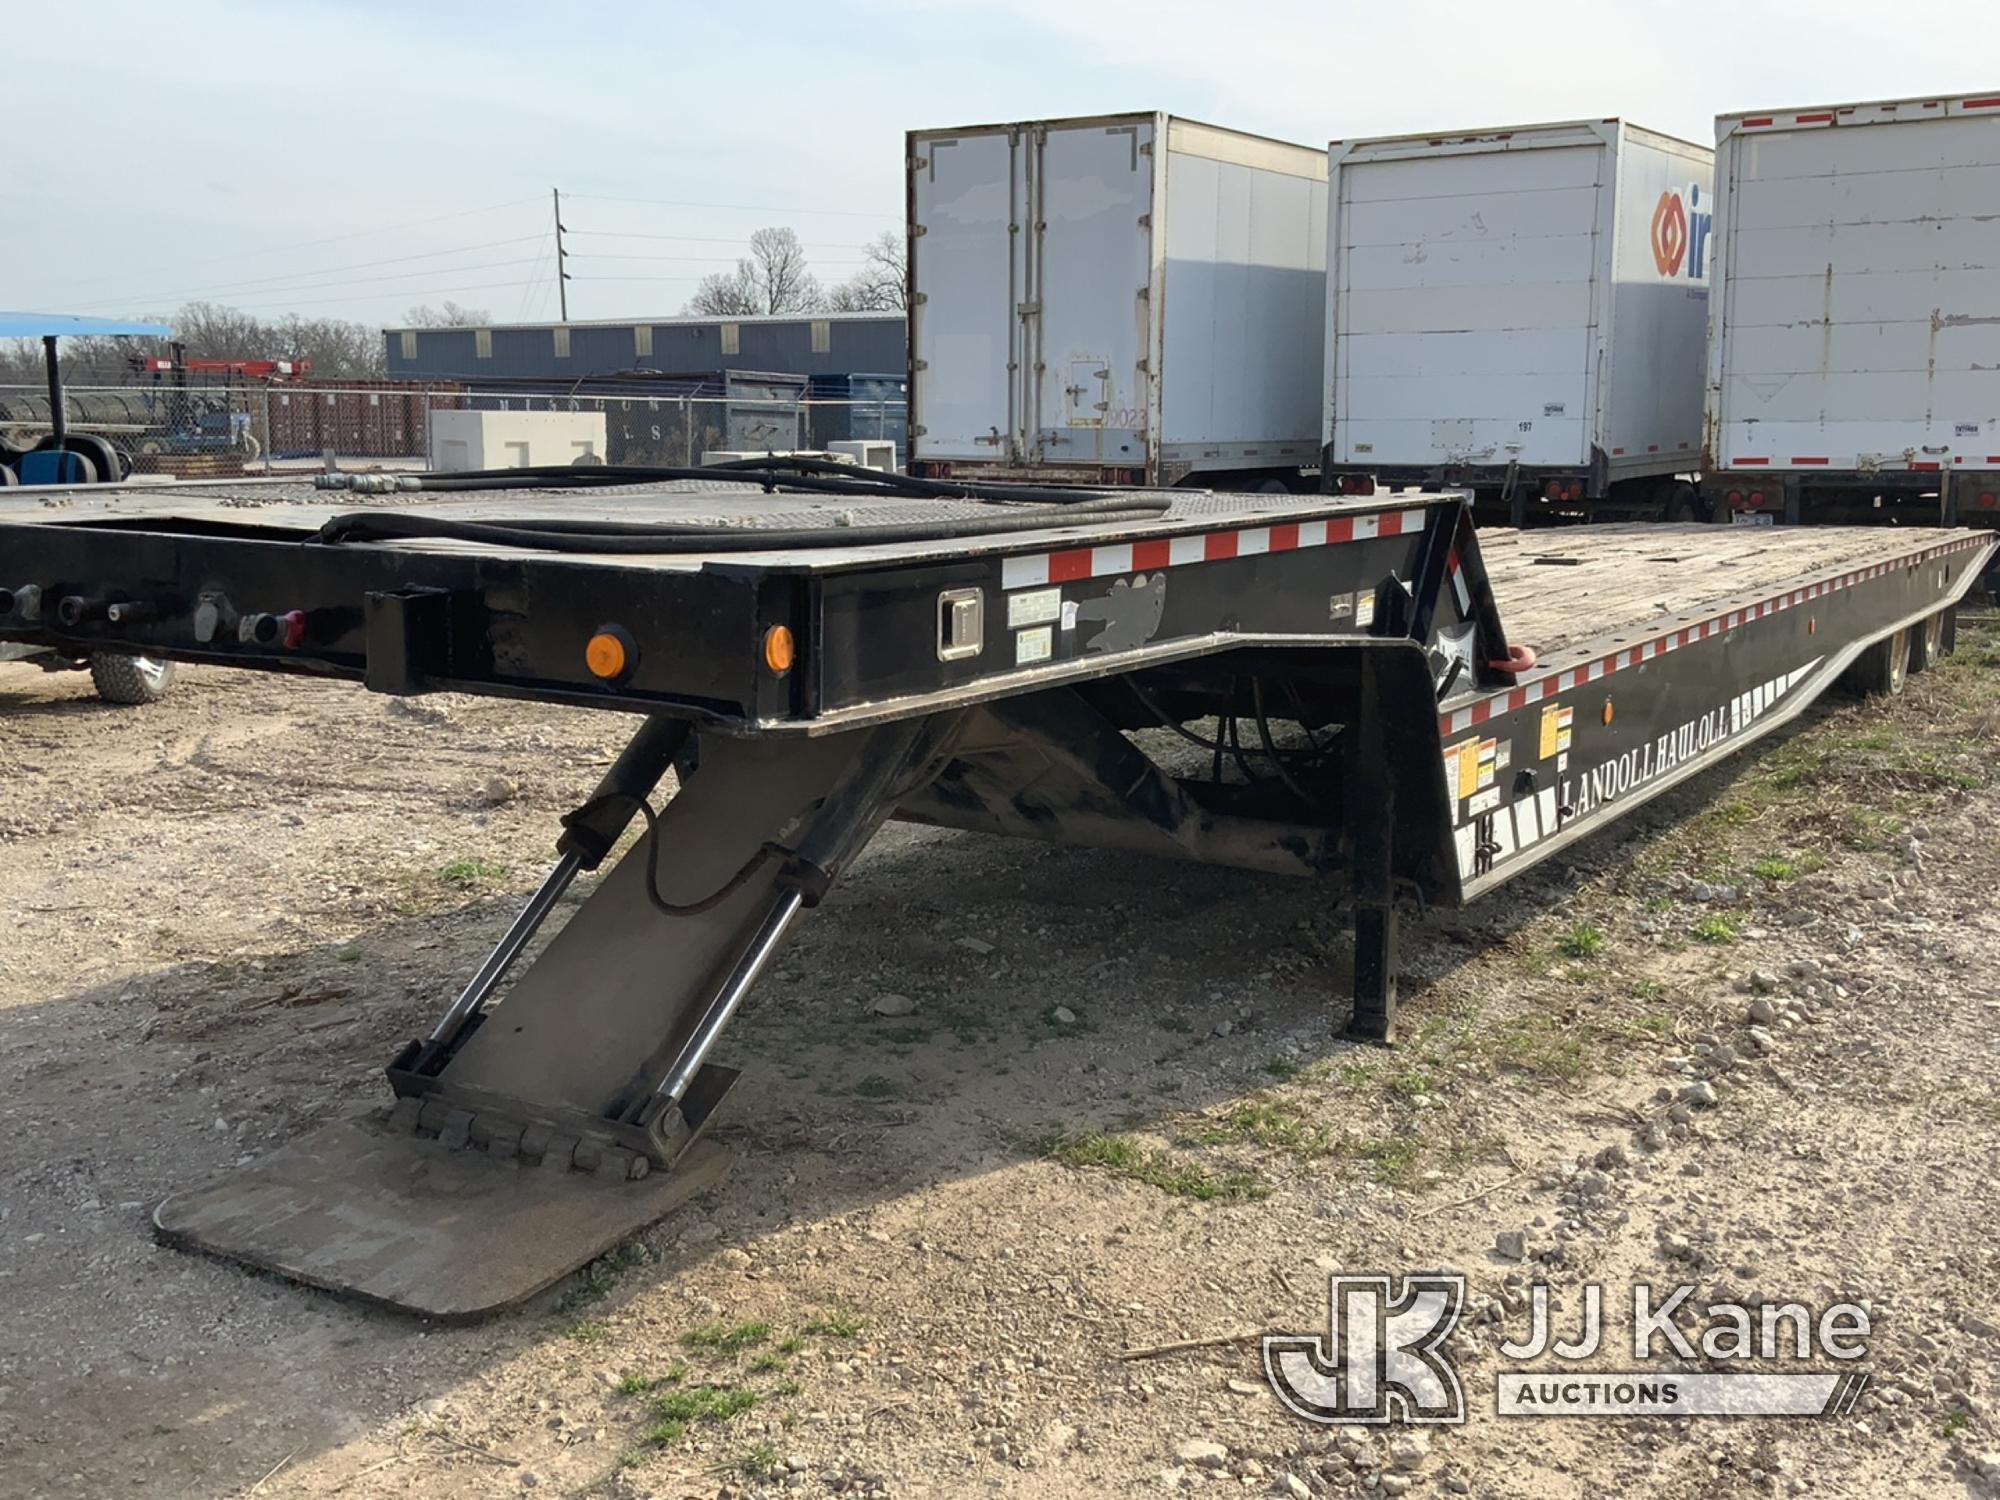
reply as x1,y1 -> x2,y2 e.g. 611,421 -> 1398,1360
1546,479 -> 1584,502
585,626 -> 636,683
1725,489 -> 1743,509
1747,491 -> 1767,509
1979,491 -> 1997,509
1337,475 -> 1375,496
762,625 -> 796,676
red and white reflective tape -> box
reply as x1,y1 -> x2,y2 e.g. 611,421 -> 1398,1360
1437,533 -> 1991,737
999,507 -> 1415,591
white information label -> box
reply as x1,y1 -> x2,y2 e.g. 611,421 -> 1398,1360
1015,626 -> 1054,665
1006,587 -> 1063,629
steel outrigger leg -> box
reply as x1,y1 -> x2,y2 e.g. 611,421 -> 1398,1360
153,712 -> 964,1320
1345,666 -> 1400,1044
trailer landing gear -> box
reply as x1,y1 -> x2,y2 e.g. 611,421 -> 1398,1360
155,712 -> 966,1319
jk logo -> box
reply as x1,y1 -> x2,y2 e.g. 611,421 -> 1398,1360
1263,1274 -> 1467,1425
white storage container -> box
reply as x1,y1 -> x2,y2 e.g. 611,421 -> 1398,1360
1706,92 -> 2000,503
1325,119 -> 1713,502
429,410 -> 605,471
907,112 -> 1326,486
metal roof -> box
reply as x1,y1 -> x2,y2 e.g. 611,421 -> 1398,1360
0,312 -> 172,339
379,311 -> 901,335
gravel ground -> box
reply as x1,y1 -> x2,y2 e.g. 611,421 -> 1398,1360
0,618 -> 1996,1500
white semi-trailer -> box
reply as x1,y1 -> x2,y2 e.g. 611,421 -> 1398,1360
906,112 -> 1326,490
1702,90 -> 2000,527
1323,119 -> 1714,522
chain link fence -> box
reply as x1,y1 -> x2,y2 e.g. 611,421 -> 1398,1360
0,381 -> 909,479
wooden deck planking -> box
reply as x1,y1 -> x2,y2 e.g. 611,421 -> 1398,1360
1481,525 -> 1957,656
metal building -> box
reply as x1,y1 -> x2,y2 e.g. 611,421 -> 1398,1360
382,312 -> 906,384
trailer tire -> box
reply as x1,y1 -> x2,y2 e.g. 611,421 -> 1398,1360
1910,611 -> 1948,674
1844,628 -> 1909,699
88,653 -> 176,705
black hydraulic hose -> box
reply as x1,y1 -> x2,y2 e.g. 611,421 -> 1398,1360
313,496 -> 1171,553
393,455 -> 1129,508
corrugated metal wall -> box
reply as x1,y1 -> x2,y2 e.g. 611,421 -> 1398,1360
383,315 -> 907,383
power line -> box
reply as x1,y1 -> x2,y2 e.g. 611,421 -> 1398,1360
66,236 -> 550,312
567,229 -> 881,250
23,195 -> 546,297
223,278 -> 541,313
76,258 -> 547,315
566,252 -> 869,265
566,192 -> 895,221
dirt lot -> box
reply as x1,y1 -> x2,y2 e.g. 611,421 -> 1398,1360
2,621 -> 1997,1500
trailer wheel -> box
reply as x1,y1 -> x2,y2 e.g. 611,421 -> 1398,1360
88,653 -> 176,705
1909,611 -> 1948,674
1843,628 -> 1910,699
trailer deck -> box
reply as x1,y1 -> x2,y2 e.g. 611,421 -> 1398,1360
0,478 -> 1987,1318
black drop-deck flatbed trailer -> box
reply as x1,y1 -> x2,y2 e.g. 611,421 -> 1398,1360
0,478 -> 1988,1318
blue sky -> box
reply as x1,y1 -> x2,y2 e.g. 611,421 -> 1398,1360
7,0 -> 1990,327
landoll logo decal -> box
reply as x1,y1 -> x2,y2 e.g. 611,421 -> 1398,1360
1651,182 -> 1712,280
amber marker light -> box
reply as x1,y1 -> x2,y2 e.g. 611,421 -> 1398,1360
763,624 -> 796,676
1601,698 -> 1615,726
585,625 -> 635,682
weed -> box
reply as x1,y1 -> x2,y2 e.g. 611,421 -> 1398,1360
555,1242 -> 645,1318
1555,921 -> 1606,959
852,1074 -> 899,1100
1336,1133 -> 1424,1188
1694,912 -> 1743,945
1158,1014 -> 1193,1034
1260,1058 -> 1302,1081
682,1320 -> 770,1355
1183,1098 -> 1330,1158
749,1352 -> 787,1374
1044,1130 -> 1267,1202
877,1025 -> 929,1047
568,1319 -> 611,1344
777,1335 -> 805,1355
648,1384 -> 761,1433
737,1442 -> 782,1478
1750,855 -> 1798,881
803,1309 -> 866,1338
437,856 -> 508,888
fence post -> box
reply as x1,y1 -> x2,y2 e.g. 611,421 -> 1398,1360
261,387 -> 274,474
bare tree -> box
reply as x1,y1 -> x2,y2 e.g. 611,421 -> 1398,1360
684,227 -> 823,316
825,231 -> 907,313
402,301 -> 492,328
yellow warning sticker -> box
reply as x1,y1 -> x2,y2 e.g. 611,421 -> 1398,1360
1457,740 -> 1481,799
1540,704 -> 1574,759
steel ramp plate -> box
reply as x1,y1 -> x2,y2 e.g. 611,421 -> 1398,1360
153,1117 -> 731,1321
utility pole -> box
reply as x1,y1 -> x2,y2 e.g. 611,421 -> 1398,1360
552,187 -> 571,322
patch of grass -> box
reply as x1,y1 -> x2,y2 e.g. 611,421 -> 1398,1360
803,1309 -> 866,1339
1183,1098 -> 1331,1158
1943,1409 -> 1971,1438
1555,921 -> 1606,960
682,1320 -> 770,1355
748,1351 -> 787,1374
615,1364 -> 688,1396
939,1007 -> 995,1046
737,1441 -> 782,1479
1335,1133 -> 1425,1188
437,856 -> 508,888
851,1074 -> 899,1100
777,1335 -> 805,1355
568,1319 -> 611,1344
1693,912 -> 1744,945
1750,855 -> 1798,881
647,1384 -> 761,1440
1045,1130 -> 1267,1202
877,1025 -> 929,1047
1478,1011 -> 1589,1083
1260,1058 -> 1302,1081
